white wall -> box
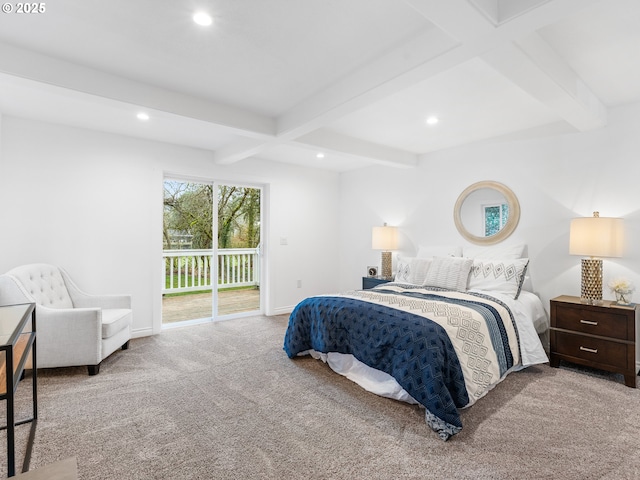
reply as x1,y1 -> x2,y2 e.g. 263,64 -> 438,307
339,101 -> 640,312
0,116 -> 340,336
3,99 -> 640,338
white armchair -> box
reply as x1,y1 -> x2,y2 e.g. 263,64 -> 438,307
0,264 -> 132,375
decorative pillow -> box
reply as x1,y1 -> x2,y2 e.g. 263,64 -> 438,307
394,256 -> 432,285
463,243 -> 526,260
416,245 -> 462,258
422,256 -> 473,291
468,258 -> 529,299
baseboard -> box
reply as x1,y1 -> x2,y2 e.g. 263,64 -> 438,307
132,327 -> 153,338
271,305 -> 295,316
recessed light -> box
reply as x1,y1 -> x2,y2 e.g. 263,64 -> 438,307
316,152 -> 325,159
137,112 -> 150,121
193,11 -> 213,26
426,116 -> 439,125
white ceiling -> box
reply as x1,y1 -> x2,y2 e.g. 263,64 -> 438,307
0,0 -> 638,172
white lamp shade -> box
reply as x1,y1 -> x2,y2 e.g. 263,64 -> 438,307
372,225 -> 398,250
569,216 -> 624,258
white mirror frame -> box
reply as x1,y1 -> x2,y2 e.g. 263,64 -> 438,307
453,181 -> 520,245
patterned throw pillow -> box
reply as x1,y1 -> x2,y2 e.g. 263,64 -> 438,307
422,256 -> 473,291
468,258 -> 529,299
394,256 -> 432,285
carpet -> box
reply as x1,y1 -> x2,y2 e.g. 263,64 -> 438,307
2,314 -> 639,479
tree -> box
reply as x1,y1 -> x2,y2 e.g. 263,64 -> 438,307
217,185 -> 247,249
163,181 -> 213,249
164,181 -> 260,250
244,188 -> 260,248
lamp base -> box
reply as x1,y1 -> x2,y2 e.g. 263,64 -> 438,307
381,251 -> 393,279
580,258 -> 603,305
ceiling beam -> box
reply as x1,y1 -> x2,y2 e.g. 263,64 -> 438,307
215,129 -> 419,169
0,0 -> 604,168
0,42 -> 276,139
274,27 -> 458,140
295,130 -> 418,169
212,137 -> 270,165
402,0 -> 495,41
213,26 -> 458,167
214,0 -> 603,166
482,32 -> 607,131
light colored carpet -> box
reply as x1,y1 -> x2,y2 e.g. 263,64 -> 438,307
2,314 -> 640,479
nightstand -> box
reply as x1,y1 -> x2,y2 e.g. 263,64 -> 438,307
362,276 -> 393,289
550,295 -> 638,387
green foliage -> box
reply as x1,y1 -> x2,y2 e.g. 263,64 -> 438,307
484,203 -> 509,236
218,185 -> 261,248
163,181 -> 261,250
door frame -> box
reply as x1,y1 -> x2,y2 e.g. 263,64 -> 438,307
212,179 -> 267,322
157,173 -> 268,332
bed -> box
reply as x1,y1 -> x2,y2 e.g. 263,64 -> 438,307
283,251 -> 549,441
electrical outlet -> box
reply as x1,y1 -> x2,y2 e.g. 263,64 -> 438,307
280,237 -> 288,245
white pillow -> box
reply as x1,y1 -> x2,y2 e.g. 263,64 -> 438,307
416,245 -> 462,258
463,243 -> 526,260
394,256 -> 432,285
468,258 -> 529,299
422,256 -> 473,291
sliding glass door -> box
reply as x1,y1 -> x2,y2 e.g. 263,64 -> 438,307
162,178 -> 262,326
216,184 -> 261,316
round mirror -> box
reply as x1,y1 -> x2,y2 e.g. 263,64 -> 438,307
453,181 -> 520,245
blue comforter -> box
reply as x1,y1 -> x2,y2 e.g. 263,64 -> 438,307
283,286 -> 520,440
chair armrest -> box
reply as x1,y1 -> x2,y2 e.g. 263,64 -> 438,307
36,305 -> 102,337
0,274 -> 32,306
35,305 -> 102,367
60,268 -> 131,309
70,293 -> 132,310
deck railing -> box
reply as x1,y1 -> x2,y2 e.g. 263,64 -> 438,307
163,248 -> 259,294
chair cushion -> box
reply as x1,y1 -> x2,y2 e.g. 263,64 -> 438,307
8,264 -> 73,308
101,309 -> 132,339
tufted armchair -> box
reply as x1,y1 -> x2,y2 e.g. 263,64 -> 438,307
0,264 -> 132,375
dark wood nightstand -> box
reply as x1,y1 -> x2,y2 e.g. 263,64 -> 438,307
550,295 -> 638,387
362,276 -> 393,289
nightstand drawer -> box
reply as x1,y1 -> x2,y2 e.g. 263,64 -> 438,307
554,304 -> 629,340
553,331 -> 630,369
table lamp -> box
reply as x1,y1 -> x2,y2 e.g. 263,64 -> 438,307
372,223 -> 398,279
569,211 -> 623,304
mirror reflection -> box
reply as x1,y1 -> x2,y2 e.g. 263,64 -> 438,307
459,188 -> 509,237
454,181 -> 520,245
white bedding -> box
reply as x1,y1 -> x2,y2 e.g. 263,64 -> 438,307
308,288 -> 549,405
469,289 -> 549,366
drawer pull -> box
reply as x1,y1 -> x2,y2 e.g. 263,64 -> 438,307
580,319 -> 598,326
580,346 -> 598,354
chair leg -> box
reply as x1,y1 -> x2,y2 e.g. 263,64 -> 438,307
88,364 -> 101,376
122,341 -> 130,350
